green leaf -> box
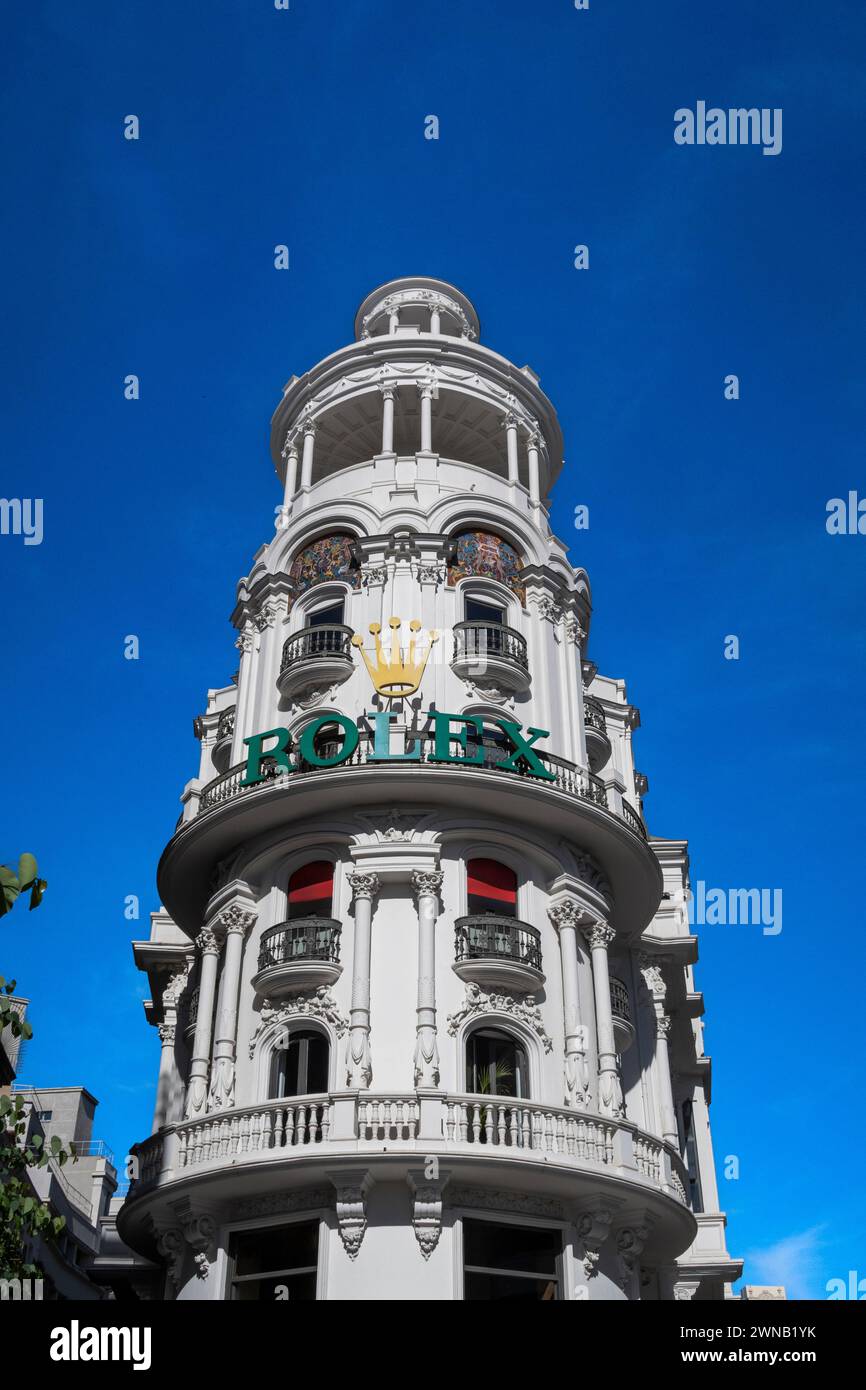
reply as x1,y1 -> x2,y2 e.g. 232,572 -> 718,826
17,855 -> 37,890
50,1135 -> 63,1154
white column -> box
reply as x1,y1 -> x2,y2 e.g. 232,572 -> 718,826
209,902 -> 257,1111
346,871 -> 379,1088
184,929 -> 221,1120
548,900 -> 590,1109
152,967 -> 189,1131
503,411 -> 519,484
419,384 -> 433,453
430,306 -> 441,334
412,870 -> 443,1087
388,306 -> 400,334
282,440 -> 299,507
527,426 -> 542,505
300,418 -> 316,489
229,627 -> 256,764
583,920 -> 625,1118
654,1012 -> 679,1147
381,386 -> 396,454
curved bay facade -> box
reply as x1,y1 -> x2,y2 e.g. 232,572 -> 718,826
121,277 -> 741,1301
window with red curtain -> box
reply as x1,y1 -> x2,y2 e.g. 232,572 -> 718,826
467,858 -> 517,918
288,861 -> 334,919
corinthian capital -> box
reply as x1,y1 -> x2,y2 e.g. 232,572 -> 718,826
547,898 -> 586,933
581,919 -> 615,951
195,927 -> 220,956
412,869 -> 443,899
217,903 -> 257,938
348,871 -> 380,902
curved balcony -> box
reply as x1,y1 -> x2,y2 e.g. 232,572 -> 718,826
583,695 -> 612,774
161,731 -> 659,942
451,621 -> 531,693
211,706 -> 236,774
453,913 -> 544,991
610,976 -> 635,1053
276,625 -> 354,700
120,1090 -> 694,1266
251,917 -> 342,995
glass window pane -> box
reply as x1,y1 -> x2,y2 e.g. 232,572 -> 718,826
230,1221 -> 319,1279
464,1219 -> 559,1277
232,1271 -> 317,1302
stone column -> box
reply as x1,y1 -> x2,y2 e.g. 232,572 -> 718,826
527,426 -> 542,505
209,901 -> 257,1111
503,410 -> 520,484
388,306 -> 400,334
430,306 -> 441,335
152,966 -> 189,1132
184,929 -> 221,1120
345,872 -> 379,1088
583,920 -> 624,1118
639,954 -> 678,1146
300,418 -> 317,489
419,383 -> 434,453
548,900 -> 591,1109
282,438 -> 299,507
412,870 -> 443,1087
381,385 -> 396,454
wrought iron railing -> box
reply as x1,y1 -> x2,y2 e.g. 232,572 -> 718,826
583,695 -> 607,734
609,977 -> 631,1025
280,625 -> 353,673
257,917 -> 342,972
453,620 -> 528,671
454,914 -> 543,972
216,706 -> 236,741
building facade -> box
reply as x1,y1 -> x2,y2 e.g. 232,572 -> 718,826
119,277 -> 741,1301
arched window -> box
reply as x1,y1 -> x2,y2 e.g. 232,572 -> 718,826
467,858 -> 517,917
466,1027 -> 528,1099
288,861 -> 334,920
270,1029 -> 330,1098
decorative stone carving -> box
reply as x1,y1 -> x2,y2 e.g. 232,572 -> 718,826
416,564 -> 447,585
362,811 -> 417,841
235,630 -> 254,655
347,871 -> 379,901
616,1223 -> 650,1296
253,604 -> 276,632
152,1223 -> 185,1293
249,986 -> 348,1058
215,903 -> 256,939
574,854 -> 614,905
195,928 -> 220,956
181,1213 -> 217,1280
208,1057 -> 234,1111
157,1022 -> 176,1046
446,982 -> 553,1053
575,1201 -> 617,1279
639,953 -> 667,1002
448,1185 -> 564,1220
328,1171 -> 373,1259
582,920 -> 616,952
407,1169 -> 449,1259
361,564 -> 388,587
234,1187 -> 333,1220
411,869 -> 443,899
162,964 -> 191,1010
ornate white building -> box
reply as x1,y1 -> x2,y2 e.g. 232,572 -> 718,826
120,277 -> 742,1301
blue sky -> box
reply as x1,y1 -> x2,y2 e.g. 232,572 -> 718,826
1,1 -> 864,1299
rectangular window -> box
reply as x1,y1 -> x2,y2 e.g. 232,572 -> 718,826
463,1218 -> 561,1300
465,598 -> 504,625
228,1221 -> 319,1301
308,601 -> 344,627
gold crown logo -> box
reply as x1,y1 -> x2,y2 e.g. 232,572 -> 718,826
352,617 -> 439,698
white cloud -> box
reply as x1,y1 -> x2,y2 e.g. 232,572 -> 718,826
744,1226 -> 826,1300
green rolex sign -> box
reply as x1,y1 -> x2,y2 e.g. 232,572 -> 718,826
240,711 -> 556,786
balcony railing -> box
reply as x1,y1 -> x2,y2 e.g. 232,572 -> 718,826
216,706 -> 236,741
583,695 -> 607,734
453,620 -> 528,672
280,624 -> 353,673
127,1091 -> 690,1210
454,914 -> 542,972
609,977 -> 631,1025
257,918 -> 342,972
194,731 -> 646,838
